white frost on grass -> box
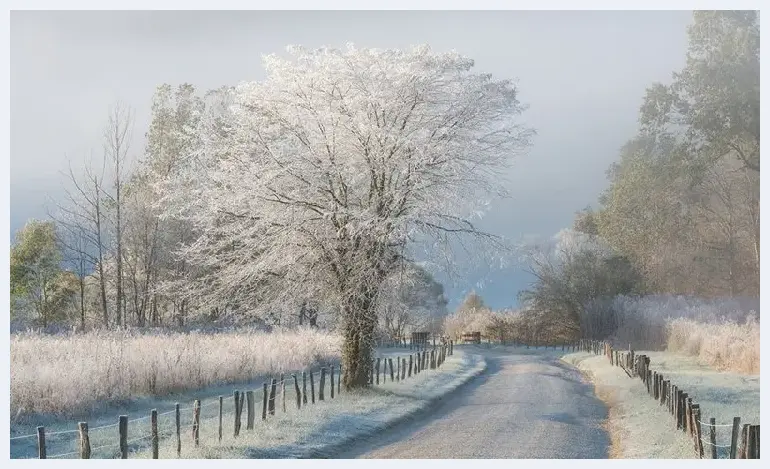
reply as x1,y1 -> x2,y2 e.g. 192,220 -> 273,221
10,328 -> 341,419
145,347 -> 485,459
13,348 -> 484,459
639,350 -> 760,458
563,352 -> 695,459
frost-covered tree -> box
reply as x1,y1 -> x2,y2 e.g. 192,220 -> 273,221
520,229 -> 643,341
161,44 -> 533,388
377,263 -> 448,340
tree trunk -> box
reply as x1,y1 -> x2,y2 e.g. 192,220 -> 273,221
79,276 -> 86,331
342,289 -> 377,390
95,197 -> 109,328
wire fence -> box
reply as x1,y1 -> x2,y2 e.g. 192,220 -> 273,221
579,339 -> 760,460
10,341 -> 455,459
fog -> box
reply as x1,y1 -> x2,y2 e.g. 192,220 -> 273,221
10,10 -> 693,308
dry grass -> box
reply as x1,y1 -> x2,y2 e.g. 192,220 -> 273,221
666,316 -> 759,374
10,327 -> 341,419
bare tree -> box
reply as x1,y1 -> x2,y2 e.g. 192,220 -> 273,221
51,155 -> 111,327
102,103 -> 134,328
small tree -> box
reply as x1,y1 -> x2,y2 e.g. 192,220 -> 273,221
10,220 -> 74,327
444,291 -> 493,339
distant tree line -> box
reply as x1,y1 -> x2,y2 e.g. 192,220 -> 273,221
519,11 -> 759,342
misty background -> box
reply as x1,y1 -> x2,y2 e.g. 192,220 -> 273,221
10,10 -> 693,309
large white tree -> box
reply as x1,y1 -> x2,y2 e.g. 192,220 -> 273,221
161,44 -> 533,388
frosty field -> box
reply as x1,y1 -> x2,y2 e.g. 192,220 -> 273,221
563,350 -> 760,459
10,328 -> 341,420
10,347 -> 485,459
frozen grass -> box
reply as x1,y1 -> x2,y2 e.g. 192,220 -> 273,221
10,348 -> 485,459
665,318 -> 760,374
640,350 -> 760,457
597,295 -> 759,375
10,328 -> 341,419
562,352 -> 694,459
563,350 -> 760,459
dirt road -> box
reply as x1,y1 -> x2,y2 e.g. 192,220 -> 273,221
337,347 -> 610,458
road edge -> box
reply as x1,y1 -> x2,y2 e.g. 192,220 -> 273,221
302,352 -> 489,459
560,353 -> 623,459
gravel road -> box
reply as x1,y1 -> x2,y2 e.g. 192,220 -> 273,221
336,347 -> 610,459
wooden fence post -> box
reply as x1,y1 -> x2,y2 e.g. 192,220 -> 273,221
151,409 -> 159,459
408,355 -> 413,377
175,403 -> 181,456
338,364 -> 342,394
730,417 -> 741,459
330,368 -> 335,399
308,372 -> 315,404
246,390 -> 255,430
739,424 -> 749,458
293,374 -> 301,409
747,425 -> 758,459
78,422 -> 90,459
37,426 -> 46,459
692,405 -> 703,458
673,388 -> 680,424
269,378 -> 278,414
302,371 -> 308,405
218,396 -> 223,442
119,416 -> 128,459
319,368 -> 326,401
389,358 -> 395,382
376,358 -> 380,385
647,370 -> 652,395
233,391 -> 241,437
402,357 -> 407,379
262,382 -> 268,420
668,383 -> 673,411
281,374 -> 287,412
680,393 -> 688,431
709,418 -> 717,459
193,399 -> 201,447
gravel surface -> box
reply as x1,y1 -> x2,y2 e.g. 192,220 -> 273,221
337,347 -> 610,459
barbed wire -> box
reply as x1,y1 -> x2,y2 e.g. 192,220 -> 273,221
697,420 -> 735,428
699,437 -> 732,448
9,356 -> 443,456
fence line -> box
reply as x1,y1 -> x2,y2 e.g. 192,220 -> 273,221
11,340 -> 455,460
576,339 -> 759,460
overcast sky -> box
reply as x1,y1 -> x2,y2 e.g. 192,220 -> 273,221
10,10 -> 693,309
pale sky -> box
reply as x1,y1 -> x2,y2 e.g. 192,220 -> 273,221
10,10 -> 693,308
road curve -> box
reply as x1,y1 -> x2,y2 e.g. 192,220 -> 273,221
336,347 -> 610,459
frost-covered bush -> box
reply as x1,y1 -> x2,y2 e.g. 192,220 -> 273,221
592,294 -> 759,374
666,315 -> 759,374
10,328 -> 341,419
